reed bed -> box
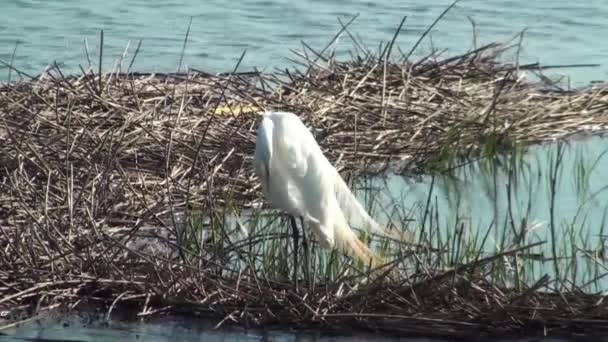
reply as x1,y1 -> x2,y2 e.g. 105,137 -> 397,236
1,19 -> 608,338
262,43 -> 608,176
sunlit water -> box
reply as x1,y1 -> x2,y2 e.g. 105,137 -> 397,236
1,0 -> 608,86
2,0 -> 608,340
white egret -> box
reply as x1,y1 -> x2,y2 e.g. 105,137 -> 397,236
253,111 -> 412,276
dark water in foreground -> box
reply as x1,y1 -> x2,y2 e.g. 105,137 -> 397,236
0,313 -> 588,342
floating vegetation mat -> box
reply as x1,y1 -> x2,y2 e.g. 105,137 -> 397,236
1,15 -> 608,339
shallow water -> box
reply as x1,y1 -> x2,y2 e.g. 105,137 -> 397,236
360,135 -> 608,291
2,0 -> 608,340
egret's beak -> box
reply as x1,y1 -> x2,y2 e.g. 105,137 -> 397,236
212,104 -> 263,116
264,162 -> 271,186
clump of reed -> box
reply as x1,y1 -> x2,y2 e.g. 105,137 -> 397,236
1,9 -> 608,339
257,35 -> 608,177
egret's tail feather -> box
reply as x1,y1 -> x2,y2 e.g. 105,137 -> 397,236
333,218 -> 385,269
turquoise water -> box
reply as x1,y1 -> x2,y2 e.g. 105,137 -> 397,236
368,136 -> 608,241
357,136 -> 608,291
1,0 -> 607,85
2,0 -> 608,340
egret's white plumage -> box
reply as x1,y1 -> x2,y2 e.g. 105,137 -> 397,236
253,111 -> 411,268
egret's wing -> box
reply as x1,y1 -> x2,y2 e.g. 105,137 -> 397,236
273,113 -> 313,178
253,117 -> 273,186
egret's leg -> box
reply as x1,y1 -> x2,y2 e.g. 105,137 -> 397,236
289,215 -> 299,288
300,217 -> 310,289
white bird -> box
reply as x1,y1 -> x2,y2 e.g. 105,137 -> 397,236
253,111 -> 412,274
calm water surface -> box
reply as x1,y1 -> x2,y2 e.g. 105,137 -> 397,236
2,0 -> 608,341
1,0 -> 607,85
364,136 -> 608,292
